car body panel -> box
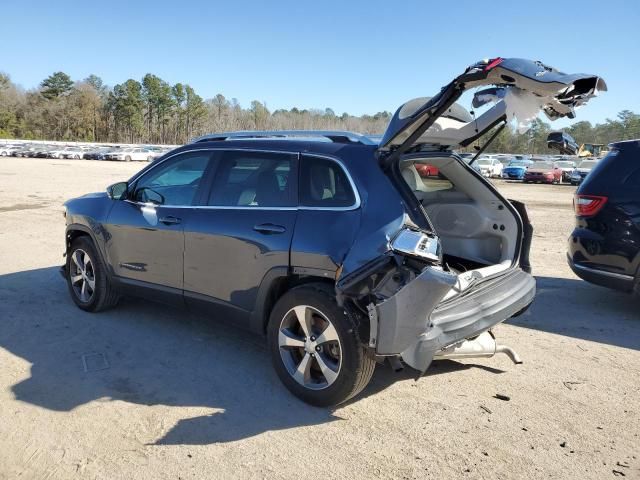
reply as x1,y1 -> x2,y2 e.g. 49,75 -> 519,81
183,208 -> 297,312
104,201 -> 186,290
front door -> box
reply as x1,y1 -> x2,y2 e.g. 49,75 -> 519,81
105,150 -> 214,295
183,149 -> 298,321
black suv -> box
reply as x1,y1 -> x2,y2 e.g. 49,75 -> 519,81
568,140 -> 640,294
63,58 -> 604,406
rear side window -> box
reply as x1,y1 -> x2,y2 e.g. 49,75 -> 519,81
299,156 -> 356,208
580,146 -> 640,193
208,150 -> 296,207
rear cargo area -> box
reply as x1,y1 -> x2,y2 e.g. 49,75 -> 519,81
400,154 -> 522,296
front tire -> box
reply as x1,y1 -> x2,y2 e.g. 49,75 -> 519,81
66,237 -> 119,312
125,155 -> 131,162
267,284 -> 375,407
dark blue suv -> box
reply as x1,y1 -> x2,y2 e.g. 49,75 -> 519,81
62,58 -> 604,405
568,140 -> 640,294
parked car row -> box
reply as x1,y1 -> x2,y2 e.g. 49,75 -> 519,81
0,142 -> 173,161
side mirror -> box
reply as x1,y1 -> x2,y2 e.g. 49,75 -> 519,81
107,182 -> 128,200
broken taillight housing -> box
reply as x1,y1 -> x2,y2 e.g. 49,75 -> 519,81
391,228 -> 440,263
574,194 -> 607,217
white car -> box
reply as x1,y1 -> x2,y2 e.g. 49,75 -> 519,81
474,156 -> 504,177
49,146 -> 83,159
61,147 -> 88,159
0,145 -> 22,156
105,148 -> 154,162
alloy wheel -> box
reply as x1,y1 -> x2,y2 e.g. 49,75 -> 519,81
278,305 -> 342,390
69,249 -> 96,303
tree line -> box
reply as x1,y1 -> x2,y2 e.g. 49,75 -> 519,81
1,70 -> 638,151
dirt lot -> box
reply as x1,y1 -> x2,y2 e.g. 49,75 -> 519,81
0,157 -> 638,480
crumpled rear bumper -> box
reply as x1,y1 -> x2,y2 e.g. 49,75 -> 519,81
374,267 -> 535,372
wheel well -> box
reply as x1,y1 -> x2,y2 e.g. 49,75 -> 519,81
66,229 -> 91,253
261,275 -> 335,332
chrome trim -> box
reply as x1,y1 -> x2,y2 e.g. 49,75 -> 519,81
191,130 -> 377,145
125,148 -> 361,212
572,262 -> 634,281
123,201 -> 298,211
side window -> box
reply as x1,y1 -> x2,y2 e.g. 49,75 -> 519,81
299,156 -> 356,208
133,151 -> 211,206
401,160 -> 453,193
208,151 -> 296,207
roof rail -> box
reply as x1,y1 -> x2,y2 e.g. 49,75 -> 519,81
190,130 -> 378,145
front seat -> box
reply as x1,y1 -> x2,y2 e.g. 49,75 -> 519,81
255,171 -> 283,206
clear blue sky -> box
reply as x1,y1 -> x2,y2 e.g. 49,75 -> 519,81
2,0 -> 639,128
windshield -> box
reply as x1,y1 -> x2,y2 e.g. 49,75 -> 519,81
579,160 -> 598,169
508,161 -> 528,167
554,161 -> 575,168
533,162 -> 554,170
477,159 -> 492,166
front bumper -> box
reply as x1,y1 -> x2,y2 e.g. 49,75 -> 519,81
373,267 -> 536,372
524,175 -> 554,183
502,171 -> 525,179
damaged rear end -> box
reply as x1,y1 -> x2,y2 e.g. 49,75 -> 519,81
336,57 -> 605,373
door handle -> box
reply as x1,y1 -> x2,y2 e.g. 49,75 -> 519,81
253,223 -> 286,234
159,216 -> 181,225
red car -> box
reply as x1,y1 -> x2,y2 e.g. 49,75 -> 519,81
523,162 -> 563,184
415,163 -> 439,177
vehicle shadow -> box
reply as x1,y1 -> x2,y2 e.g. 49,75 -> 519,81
1,267 -> 495,446
507,275 -> 640,350
0,267 -> 336,445
2,268 -> 636,445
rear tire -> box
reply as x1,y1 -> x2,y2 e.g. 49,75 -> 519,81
66,236 -> 120,312
267,284 -> 375,407
125,155 -> 131,162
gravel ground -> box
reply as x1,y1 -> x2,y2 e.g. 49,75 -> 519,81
0,157 -> 638,480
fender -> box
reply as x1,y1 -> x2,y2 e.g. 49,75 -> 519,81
65,222 -> 113,277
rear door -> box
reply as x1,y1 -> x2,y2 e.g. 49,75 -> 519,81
182,149 -> 298,322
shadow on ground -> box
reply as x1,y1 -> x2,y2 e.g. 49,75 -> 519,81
508,276 -> 639,350
1,268 -> 637,445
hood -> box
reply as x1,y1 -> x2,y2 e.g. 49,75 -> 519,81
378,58 -> 605,166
